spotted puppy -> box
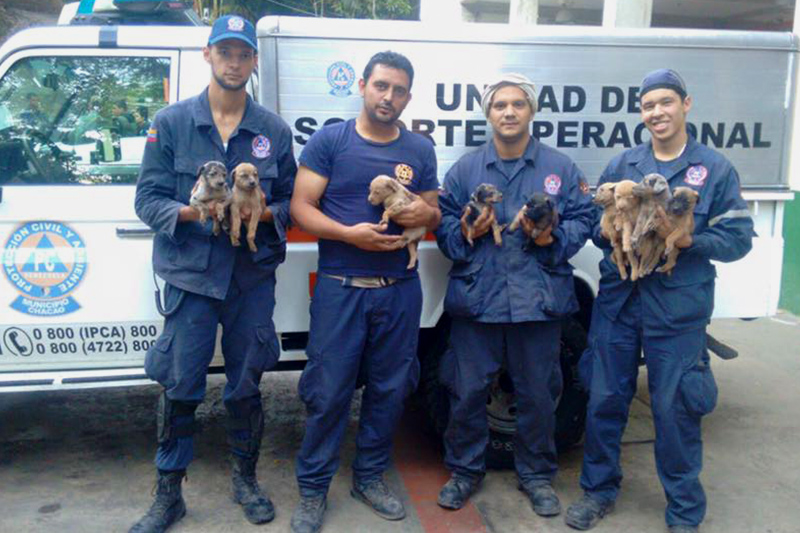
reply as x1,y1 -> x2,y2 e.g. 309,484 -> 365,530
189,160 -> 231,236
463,183 -> 504,246
508,192 -> 558,242
594,183 -> 628,280
229,162 -> 264,253
632,173 -> 672,276
655,186 -> 699,275
368,175 -> 428,269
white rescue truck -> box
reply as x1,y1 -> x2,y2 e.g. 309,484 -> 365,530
0,8 -> 794,464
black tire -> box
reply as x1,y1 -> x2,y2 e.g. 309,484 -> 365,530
418,316 -> 588,470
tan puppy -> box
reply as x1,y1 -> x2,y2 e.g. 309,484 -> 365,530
368,175 -> 427,269
612,179 -> 641,280
655,187 -> 699,275
229,162 -> 264,253
594,182 -> 628,280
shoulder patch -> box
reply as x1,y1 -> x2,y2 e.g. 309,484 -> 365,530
544,174 -> 562,195
684,165 -> 708,187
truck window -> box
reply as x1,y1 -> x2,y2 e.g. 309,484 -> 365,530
0,55 -> 170,185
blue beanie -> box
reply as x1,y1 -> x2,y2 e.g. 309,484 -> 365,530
640,68 -> 687,99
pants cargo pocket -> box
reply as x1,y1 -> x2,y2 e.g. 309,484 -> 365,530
255,324 -> 280,371
298,349 -> 321,411
679,361 -> 718,417
577,345 -> 594,393
404,358 -> 421,399
438,346 -> 457,394
145,333 -> 175,388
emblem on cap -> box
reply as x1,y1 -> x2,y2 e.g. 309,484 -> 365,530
228,16 -> 245,31
684,165 -> 708,187
327,61 -> 355,98
544,174 -> 562,195
252,135 -> 271,159
395,164 -> 414,186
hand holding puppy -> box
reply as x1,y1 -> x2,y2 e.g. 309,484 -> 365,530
460,205 -> 496,243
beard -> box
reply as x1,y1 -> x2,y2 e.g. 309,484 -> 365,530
213,71 -> 248,92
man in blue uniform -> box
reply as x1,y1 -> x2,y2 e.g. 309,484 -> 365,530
131,15 -> 296,533
289,51 -> 440,533
565,69 -> 754,533
434,74 -> 594,517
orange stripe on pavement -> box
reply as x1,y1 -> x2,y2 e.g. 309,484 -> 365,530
394,415 -> 487,533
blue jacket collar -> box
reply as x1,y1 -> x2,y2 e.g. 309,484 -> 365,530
192,87 -> 259,134
629,135 -> 703,177
485,136 -> 540,168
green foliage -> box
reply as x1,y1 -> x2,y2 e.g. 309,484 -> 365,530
203,0 -> 418,21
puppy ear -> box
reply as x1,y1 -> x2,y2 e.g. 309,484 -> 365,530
387,179 -> 401,191
197,163 -> 206,178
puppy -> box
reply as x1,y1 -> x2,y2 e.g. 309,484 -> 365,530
594,183 -> 628,280
368,175 -> 427,269
631,174 -> 672,276
508,192 -> 559,241
189,161 -> 231,236
229,162 -> 264,253
463,183 -> 504,246
612,180 -> 641,281
655,187 -> 699,275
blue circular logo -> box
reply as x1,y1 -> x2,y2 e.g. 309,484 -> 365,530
3,221 -> 87,316
327,61 -> 355,97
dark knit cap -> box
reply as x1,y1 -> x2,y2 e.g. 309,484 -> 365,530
640,68 -> 687,99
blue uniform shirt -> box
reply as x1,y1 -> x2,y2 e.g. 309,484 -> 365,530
436,138 -> 594,323
592,136 -> 755,335
299,119 -> 438,278
135,88 -> 297,300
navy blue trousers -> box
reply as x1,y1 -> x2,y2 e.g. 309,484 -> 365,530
145,275 -> 279,471
579,290 -> 718,527
295,276 -> 422,496
441,319 -> 562,485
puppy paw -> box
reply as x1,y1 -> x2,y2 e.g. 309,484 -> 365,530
248,242 -> 258,253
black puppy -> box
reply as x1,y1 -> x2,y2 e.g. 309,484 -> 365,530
508,192 -> 558,240
463,183 -> 504,246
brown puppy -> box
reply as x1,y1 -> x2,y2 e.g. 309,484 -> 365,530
594,182 -> 628,280
229,162 -> 264,253
463,183 -> 504,246
655,186 -> 699,275
368,175 -> 428,269
612,179 -> 642,281
189,160 -> 231,236
632,174 -> 672,276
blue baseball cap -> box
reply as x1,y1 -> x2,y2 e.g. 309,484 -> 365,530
640,68 -> 687,99
208,15 -> 257,50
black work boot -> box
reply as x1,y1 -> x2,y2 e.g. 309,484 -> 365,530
231,454 -> 275,524
351,477 -> 406,520
437,474 -> 483,510
290,494 -> 327,533
565,493 -> 614,530
518,481 -> 562,517
129,470 -> 186,533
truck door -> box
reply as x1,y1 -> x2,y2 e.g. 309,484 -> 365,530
0,48 -> 178,383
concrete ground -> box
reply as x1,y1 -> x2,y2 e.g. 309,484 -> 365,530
0,312 -> 798,533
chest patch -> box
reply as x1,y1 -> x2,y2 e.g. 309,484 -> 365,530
395,163 -> 415,186
684,165 -> 708,187
544,174 -> 562,195
252,135 -> 271,159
